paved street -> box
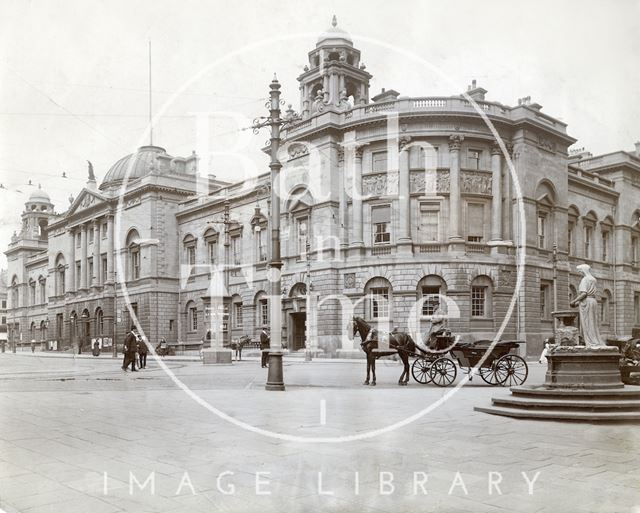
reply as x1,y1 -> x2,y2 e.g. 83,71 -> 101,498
0,353 -> 638,513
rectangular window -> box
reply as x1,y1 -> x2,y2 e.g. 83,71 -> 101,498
420,205 -> 439,242
537,214 -> 546,249
468,149 -> 481,170
467,203 -> 485,243
207,240 -> 217,265
568,222 -> 574,256
372,206 -> 391,245
540,284 -> 549,319
88,258 -> 93,283
260,300 -> 268,326
88,229 -> 94,245
186,245 -> 196,266
297,218 -> 309,260
421,286 -> 440,316
601,230 -> 609,262
370,287 -> 389,318
76,262 -> 81,289
76,233 -> 81,248
102,256 -> 108,283
584,226 -> 593,259
2,317 -> 5,324
169,319 -> 174,331
131,250 -> 140,279
372,151 -> 388,172
102,222 -> 108,239
471,286 -> 486,317
231,236 -> 241,265
424,146 -> 439,170
234,303 -> 243,328
2,300 -> 5,308
632,236 -> 639,267
635,293 -> 640,325
190,307 -> 198,331
257,229 -> 268,262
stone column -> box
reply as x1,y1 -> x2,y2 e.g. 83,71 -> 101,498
80,224 -> 87,289
67,228 -> 75,292
503,144 -> 514,242
350,147 -> 364,252
93,220 -> 101,286
448,135 -> 464,245
338,149 -> 348,249
490,144 -> 503,243
323,75 -> 330,103
106,215 -> 114,284
397,136 -> 412,252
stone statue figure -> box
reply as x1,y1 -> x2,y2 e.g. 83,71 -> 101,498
87,160 -> 96,181
569,264 -> 606,347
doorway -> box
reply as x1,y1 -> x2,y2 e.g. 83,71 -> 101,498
290,313 -> 307,351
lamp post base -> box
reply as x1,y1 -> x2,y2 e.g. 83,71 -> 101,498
265,351 -> 285,391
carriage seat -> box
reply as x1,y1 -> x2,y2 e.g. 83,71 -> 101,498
456,340 -> 521,350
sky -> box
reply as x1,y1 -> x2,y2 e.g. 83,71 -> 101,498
0,0 -> 639,267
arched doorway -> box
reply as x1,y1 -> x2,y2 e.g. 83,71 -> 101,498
69,311 -> 77,351
80,309 -> 91,352
288,282 -> 308,351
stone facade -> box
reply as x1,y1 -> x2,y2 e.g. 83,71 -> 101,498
4,21 -> 640,357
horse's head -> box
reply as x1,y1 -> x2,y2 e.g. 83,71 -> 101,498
352,316 -> 369,339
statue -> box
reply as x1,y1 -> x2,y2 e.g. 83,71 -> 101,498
87,160 -> 96,181
569,264 -> 606,347
338,89 -> 352,110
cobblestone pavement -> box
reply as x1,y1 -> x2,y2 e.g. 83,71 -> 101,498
0,353 -> 638,513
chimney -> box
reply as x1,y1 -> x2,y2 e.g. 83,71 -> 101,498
635,141 -> 640,156
466,79 -> 487,101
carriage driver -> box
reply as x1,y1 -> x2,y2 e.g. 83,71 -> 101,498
424,296 -> 447,349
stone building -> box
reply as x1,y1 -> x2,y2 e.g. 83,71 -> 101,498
5,19 -> 640,356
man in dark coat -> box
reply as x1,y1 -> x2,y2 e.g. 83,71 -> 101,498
138,335 -> 148,369
122,325 -> 138,372
260,328 -> 270,368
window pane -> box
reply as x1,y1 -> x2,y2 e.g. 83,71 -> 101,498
370,287 -> 389,318
372,151 -> 387,172
420,208 -> 439,242
421,286 -> 440,316
471,287 -> 485,317
467,204 -> 484,241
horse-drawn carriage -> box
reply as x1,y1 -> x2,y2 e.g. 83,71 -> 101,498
352,316 -> 528,387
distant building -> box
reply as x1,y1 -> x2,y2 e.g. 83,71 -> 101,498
5,19 -> 640,356
0,270 -> 7,347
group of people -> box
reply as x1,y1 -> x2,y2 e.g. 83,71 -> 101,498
121,325 -> 148,372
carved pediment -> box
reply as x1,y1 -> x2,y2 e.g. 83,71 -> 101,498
66,189 -> 108,217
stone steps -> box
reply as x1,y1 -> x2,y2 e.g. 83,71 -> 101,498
474,405 -> 640,421
474,385 -> 640,421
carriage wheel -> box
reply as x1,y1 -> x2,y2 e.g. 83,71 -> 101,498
495,355 -> 528,386
411,358 -> 433,384
429,358 -> 457,387
479,363 -> 507,386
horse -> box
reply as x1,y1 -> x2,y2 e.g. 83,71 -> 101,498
352,316 -> 427,386
231,335 -> 251,361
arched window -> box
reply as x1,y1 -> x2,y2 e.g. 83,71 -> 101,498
186,301 -> 198,332
364,277 -> 392,321
204,228 -> 218,265
289,282 -> 307,298
567,206 -> 580,256
600,216 -> 614,263
95,308 -> 104,336
232,295 -> 243,328
38,276 -> 46,304
69,311 -> 77,341
630,210 -> 640,267
470,275 -> 493,318
10,276 -> 19,308
40,320 -> 47,342
600,290 -> 612,325
417,275 -> 447,316
28,279 -> 36,306
250,213 -> 268,262
30,321 -> 36,341
255,291 -> 268,328
126,229 -> 141,280
583,211 -> 598,260
55,254 -> 66,295
183,233 -> 197,269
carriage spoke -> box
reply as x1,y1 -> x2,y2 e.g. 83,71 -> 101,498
496,355 -> 528,386
429,358 -> 457,387
411,358 -> 432,384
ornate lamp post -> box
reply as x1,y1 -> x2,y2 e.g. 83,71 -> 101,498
253,74 -> 301,391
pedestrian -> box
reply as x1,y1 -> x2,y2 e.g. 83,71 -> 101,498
92,340 -> 100,357
138,335 -> 148,369
539,342 -> 551,365
30,339 -> 36,353
122,325 -> 138,372
260,328 -> 270,368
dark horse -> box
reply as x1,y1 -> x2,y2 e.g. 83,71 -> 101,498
352,316 -> 426,386
231,335 -> 251,361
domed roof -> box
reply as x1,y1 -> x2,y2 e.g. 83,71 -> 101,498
28,185 -> 51,203
100,145 -> 166,190
316,15 -> 352,47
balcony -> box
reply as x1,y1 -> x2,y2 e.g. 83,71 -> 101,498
371,245 -> 392,256
416,243 -> 444,254
466,242 -> 489,254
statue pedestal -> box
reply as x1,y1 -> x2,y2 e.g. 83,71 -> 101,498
545,346 -> 623,389
202,348 -> 233,364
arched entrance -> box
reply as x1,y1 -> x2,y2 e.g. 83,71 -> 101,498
80,309 -> 91,353
288,282 -> 308,351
